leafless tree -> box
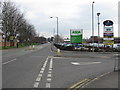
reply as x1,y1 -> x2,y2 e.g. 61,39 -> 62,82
1,1 -> 37,48
2,1 -> 18,47
54,35 -> 64,43
0,1 -> 3,32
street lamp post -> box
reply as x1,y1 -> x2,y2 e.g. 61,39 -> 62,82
92,1 -> 95,52
97,13 -> 100,50
50,17 -> 58,44
53,28 -> 55,42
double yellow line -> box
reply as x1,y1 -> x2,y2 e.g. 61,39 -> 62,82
67,78 -> 90,90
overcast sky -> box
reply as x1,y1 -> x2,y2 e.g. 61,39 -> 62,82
8,0 -> 119,38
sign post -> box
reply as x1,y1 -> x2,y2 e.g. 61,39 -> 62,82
70,29 -> 83,44
103,20 -> 114,48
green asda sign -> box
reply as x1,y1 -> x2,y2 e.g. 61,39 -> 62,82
70,29 -> 83,44
72,31 -> 81,34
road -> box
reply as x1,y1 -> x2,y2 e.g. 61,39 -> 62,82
2,43 -> 117,88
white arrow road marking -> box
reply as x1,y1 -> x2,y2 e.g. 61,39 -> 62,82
71,62 -> 80,65
71,62 -> 101,65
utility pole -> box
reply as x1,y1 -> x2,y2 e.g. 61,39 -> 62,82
92,1 -> 95,52
97,13 -> 100,51
50,17 -> 59,44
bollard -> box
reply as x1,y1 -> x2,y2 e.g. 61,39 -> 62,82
29,45 -> 32,50
57,49 -> 61,56
33,45 -> 35,50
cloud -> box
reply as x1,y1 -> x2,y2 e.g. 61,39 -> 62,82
39,31 -> 53,38
11,0 -> 119,38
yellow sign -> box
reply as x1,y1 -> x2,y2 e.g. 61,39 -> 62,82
103,40 -> 114,45
10,36 -> 14,40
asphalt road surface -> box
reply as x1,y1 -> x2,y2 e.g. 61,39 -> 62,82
2,43 -> 117,88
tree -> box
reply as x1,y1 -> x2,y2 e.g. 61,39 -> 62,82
0,1 -> 2,32
54,35 -> 64,43
2,1 -> 18,47
1,1 -> 37,47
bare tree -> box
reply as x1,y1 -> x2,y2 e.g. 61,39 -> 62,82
1,1 -> 37,48
2,1 -> 18,47
0,1 -> 3,32
54,35 -> 64,43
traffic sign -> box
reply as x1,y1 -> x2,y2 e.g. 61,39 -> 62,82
10,36 -> 14,40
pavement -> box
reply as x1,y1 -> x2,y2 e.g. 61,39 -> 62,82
82,71 -> 119,89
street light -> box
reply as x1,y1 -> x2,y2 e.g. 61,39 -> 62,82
50,17 -> 58,44
92,1 -> 95,52
97,13 -> 100,50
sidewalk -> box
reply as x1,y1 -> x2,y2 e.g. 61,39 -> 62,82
83,71 -> 119,88
2,44 -> 50,59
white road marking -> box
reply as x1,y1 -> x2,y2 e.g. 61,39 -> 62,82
113,54 -> 120,56
49,58 -> 53,69
34,82 -> 39,88
47,78 -> 52,82
40,70 -> 44,74
45,58 -> 53,88
38,74 -> 42,77
33,56 -> 49,88
38,46 -> 43,49
71,62 -> 80,65
71,62 -> 101,65
46,83 -> 51,88
2,59 -> 17,65
44,62 -> 47,65
34,57 -> 53,88
97,72 -> 110,78
43,65 -> 46,68
48,71 -> 52,74
47,74 -> 52,77
100,74 -> 104,77
49,68 -> 52,71
36,77 -> 41,82
41,68 -> 45,71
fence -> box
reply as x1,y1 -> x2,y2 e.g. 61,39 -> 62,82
0,42 -> 17,47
